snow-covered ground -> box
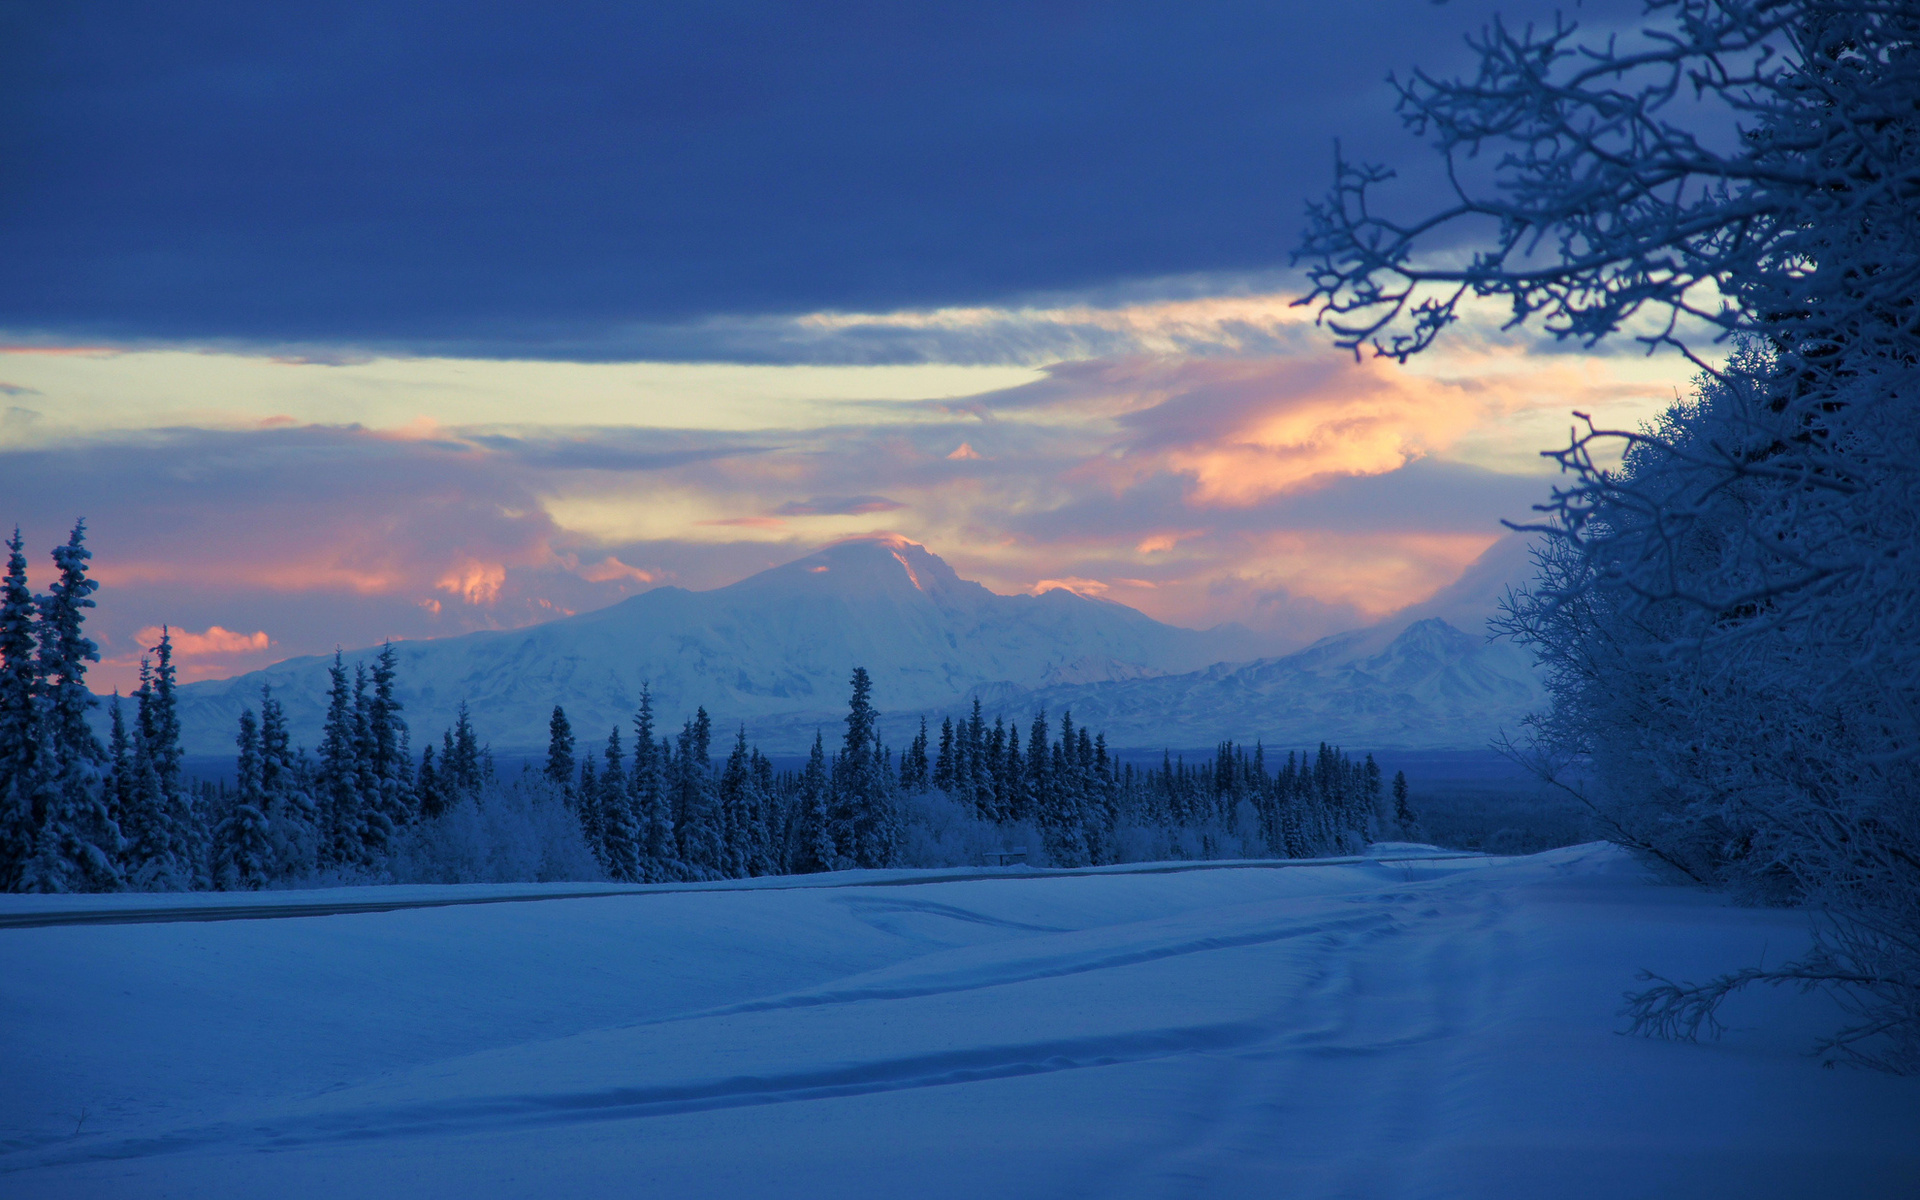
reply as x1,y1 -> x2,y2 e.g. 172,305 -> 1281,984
3,846 -> 1915,1198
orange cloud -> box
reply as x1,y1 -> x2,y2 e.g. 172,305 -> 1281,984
133,625 -> 272,656
436,560 -> 507,605
575,556 -> 655,584
946,443 -> 982,460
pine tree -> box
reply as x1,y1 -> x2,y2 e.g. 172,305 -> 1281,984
792,731 -> 837,873
577,753 -> 602,862
934,716 -> 955,793
546,704 -> 575,790
317,650 -> 363,867
719,727 -> 756,878
20,522 -> 121,892
258,684 -> 316,875
1391,770 -> 1416,834
674,708 -> 721,877
368,641 -> 414,833
349,663 -> 395,863
0,528 -> 43,889
122,632 -> 195,888
212,708 -> 274,889
834,668 -> 897,869
629,686 -> 678,882
598,726 -> 638,881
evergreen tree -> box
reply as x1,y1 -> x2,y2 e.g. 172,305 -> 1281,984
629,686 -> 678,882
20,522 -> 121,892
0,528 -> 43,889
833,668 -> 897,869
368,641 -> 414,832
316,650 -> 364,867
212,708 -> 274,890
598,726 -> 639,881
258,684 -> 317,875
719,727 -> 758,877
792,731 -> 837,873
546,704 -> 575,789
348,664 -> 395,863
104,693 -> 134,848
444,702 -> 482,801
1391,770 -> 1416,834
933,716 -> 955,793
577,753 -> 602,861
122,633 -> 197,887
674,708 -> 721,877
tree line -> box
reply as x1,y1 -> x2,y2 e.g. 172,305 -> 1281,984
0,522 -> 1416,892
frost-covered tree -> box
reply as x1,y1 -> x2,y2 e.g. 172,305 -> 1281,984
19,523 -> 121,892
0,528 -> 43,889
368,642 -> 414,834
316,651 -> 361,866
629,686 -> 679,882
833,668 -> 898,869
597,726 -> 639,881
791,731 -> 837,874
1301,0 -> 1920,1068
674,708 -> 721,877
213,708 -> 274,890
121,631 -> 197,889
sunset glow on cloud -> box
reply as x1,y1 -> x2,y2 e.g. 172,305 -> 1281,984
0,0 -> 1706,693
1,303 -> 1694,693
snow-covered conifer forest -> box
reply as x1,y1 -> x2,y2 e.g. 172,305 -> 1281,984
0,524 -> 1412,893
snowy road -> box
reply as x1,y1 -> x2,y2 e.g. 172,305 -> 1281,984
3,846 -> 1916,1198
0,851 -> 1489,929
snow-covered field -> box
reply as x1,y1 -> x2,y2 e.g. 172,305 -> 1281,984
4,846 -> 1916,1199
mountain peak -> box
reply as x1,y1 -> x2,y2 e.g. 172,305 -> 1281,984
722,534 -> 971,599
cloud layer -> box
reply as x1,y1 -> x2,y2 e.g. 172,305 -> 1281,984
0,337 -> 1680,691
5,0 -> 1589,355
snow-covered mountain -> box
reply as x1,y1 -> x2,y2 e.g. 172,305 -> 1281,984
943,615 -> 1545,754
165,536 -> 1273,755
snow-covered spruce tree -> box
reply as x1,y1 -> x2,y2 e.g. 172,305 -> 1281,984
674,708 -> 721,878
0,528 -> 44,889
597,726 -> 639,882
719,728 -> 757,878
20,521 -> 121,892
258,684 -> 318,876
123,631 -> 198,889
316,651 -> 362,867
348,664 -> 395,864
367,642 -> 414,837
629,686 -> 680,882
1299,0 -> 1920,1068
833,668 -> 899,869
212,708 -> 274,890
790,731 -> 837,873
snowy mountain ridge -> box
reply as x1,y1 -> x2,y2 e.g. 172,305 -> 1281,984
938,616 -> 1545,754
163,536 -> 1273,756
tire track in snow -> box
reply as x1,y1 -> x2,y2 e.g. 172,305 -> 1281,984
4,1018 -> 1285,1172
642,907 -> 1401,1024
1082,873 -> 1518,1200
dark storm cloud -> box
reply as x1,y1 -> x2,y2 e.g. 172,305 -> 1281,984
1,0 -> 1580,359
